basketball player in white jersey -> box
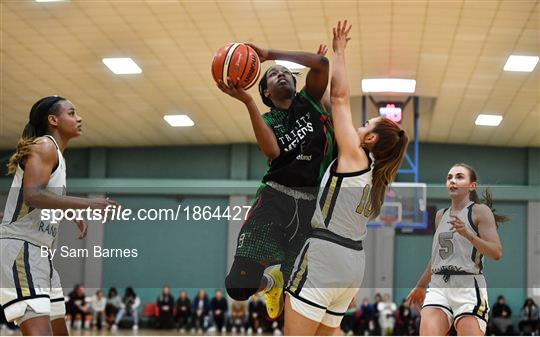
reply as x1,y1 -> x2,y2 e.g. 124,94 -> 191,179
407,163 -> 507,335
0,96 -> 117,335
283,21 -> 409,335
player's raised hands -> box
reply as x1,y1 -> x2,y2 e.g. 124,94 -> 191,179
316,44 -> 328,56
217,77 -> 253,104
332,20 -> 352,53
245,43 -> 269,63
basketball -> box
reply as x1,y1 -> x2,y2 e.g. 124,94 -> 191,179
211,43 -> 261,90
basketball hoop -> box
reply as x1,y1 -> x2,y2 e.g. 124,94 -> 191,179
367,183 -> 427,230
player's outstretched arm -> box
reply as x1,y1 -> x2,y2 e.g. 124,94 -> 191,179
316,44 -> 333,114
407,259 -> 431,308
407,208 -> 444,307
247,43 -> 329,102
22,138 -> 117,211
217,78 -> 280,160
330,20 -> 366,172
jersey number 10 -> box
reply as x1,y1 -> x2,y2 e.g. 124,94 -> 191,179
356,184 -> 373,217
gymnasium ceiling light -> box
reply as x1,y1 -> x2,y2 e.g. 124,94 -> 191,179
275,60 -> 306,70
503,55 -> 539,72
102,58 -> 142,75
163,115 -> 195,127
475,114 -> 503,126
361,78 -> 416,93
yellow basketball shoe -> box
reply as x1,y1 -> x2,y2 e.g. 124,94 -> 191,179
264,266 -> 284,319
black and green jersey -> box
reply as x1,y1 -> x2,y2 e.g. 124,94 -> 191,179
261,89 -> 335,188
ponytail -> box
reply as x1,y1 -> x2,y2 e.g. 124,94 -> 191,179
6,136 -> 37,174
369,119 -> 409,218
470,187 -> 509,226
454,163 -> 509,226
22,122 -> 38,139
6,96 -> 65,174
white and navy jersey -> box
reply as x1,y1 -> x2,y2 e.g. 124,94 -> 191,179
431,202 -> 483,275
311,151 -> 375,241
1,135 -> 66,249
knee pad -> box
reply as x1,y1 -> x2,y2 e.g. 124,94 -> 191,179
225,257 -> 265,301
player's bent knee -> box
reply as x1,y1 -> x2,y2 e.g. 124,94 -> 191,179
225,257 -> 265,301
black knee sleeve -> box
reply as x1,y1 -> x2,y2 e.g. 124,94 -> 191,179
225,257 -> 265,301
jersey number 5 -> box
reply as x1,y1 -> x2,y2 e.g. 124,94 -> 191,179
438,232 -> 454,259
356,185 -> 373,217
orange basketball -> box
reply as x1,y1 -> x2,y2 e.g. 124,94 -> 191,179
211,43 -> 261,90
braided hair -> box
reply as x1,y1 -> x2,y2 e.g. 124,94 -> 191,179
7,96 -> 66,174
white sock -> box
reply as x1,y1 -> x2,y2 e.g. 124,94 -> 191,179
263,273 -> 274,292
